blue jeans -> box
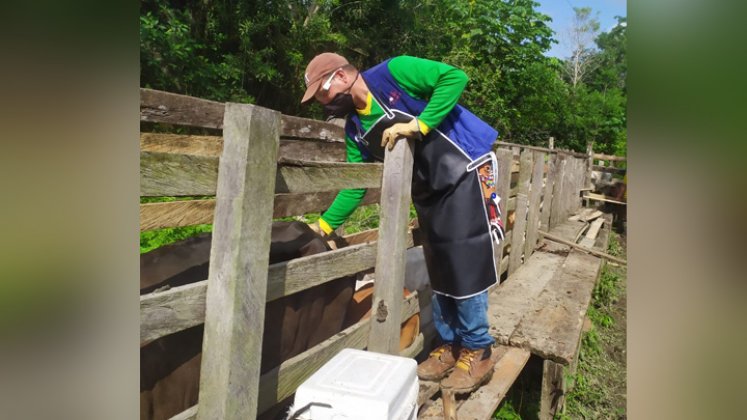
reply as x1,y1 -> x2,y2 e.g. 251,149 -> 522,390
432,291 -> 494,350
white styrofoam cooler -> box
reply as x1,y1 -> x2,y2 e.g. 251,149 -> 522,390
291,348 -> 418,420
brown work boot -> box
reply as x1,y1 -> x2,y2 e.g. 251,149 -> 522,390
441,346 -> 495,392
417,343 -> 459,381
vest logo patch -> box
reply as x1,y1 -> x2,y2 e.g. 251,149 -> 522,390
388,90 -> 401,105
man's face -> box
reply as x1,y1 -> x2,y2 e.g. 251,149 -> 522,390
314,69 -> 348,105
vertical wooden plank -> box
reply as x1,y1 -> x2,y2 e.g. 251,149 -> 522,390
367,138 -> 414,354
494,148 -> 513,276
508,150 -> 533,275
573,157 -> 583,213
197,103 -> 280,420
540,359 -> 565,419
524,151 -> 545,258
585,142 -> 594,190
549,155 -> 567,229
442,389 -> 457,420
548,137 -> 554,150
540,153 -> 558,231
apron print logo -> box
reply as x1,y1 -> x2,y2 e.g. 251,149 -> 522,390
388,90 -> 401,105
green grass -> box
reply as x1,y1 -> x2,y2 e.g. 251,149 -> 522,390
557,232 -> 627,419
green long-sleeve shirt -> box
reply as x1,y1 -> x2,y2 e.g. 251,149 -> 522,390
318,56 -> 468,233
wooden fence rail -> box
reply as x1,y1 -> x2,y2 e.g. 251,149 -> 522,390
139,88 -> 605,420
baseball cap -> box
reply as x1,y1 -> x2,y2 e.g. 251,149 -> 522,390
301,52 -> 349,103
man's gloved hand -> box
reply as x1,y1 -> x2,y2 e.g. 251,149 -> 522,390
381,118 -> 422,151
307,220 -> 339,250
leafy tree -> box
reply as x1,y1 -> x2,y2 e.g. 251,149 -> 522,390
139,0 -> 625,154
564,7 -> 600,89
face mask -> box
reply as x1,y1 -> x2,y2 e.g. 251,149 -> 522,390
323,92 -> 356,119
322,71 -> 360,119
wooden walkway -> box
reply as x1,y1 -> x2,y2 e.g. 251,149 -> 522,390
417,213 -> 612,419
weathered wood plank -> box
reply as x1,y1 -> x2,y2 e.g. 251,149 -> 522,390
141,133 -> 223,157
141,130 -> 345,162
140,282 -> 206,344
278,139 -> 346,162
509,250 -> 603,365
488,251 -> 567,344
274,162 -> 383,194
140,88 -> 346,141
572,158 -> 584,213
539,230 -> 627,265
508,150 -> 533,275
141,88 -> 224,129
592,153 -> 626,162
274,189 -> 382,219
524,151 -> 545,258
540,359 -> 565,419
494,148 -> 514,271
140,199 -> 215,231
579,218 -> 604,248
585,142 -> 594,190
547,220 -> 587,243
368,138 -> 415,354
456,346 -> 531,420
265,241 -> 377,302
141,152 -> 382,196
549,155 -> 567,229
418,381 -> 441,408
197,103 -> 280,420
541,154 -> 559,231
141,151 -> 219,197
584,192 -> 627,205
496,141 -> 588,158
280,114 -> 345,142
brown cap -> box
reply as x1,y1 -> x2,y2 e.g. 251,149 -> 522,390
301,52 -> 349,103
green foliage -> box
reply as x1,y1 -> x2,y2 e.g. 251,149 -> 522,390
140,224 -> 213,254
493,398 -> 523,419
140,0 -> 625,156
561,233 -> 627,418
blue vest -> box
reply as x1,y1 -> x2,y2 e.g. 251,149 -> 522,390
344,59 -> 498,161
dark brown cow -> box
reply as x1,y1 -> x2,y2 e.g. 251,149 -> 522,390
140,222 -> 355,420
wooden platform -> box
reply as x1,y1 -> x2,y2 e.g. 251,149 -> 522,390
417,213 -> 612,419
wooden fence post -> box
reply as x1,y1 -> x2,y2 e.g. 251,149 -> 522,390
585,142 -> 594,190
540,154 -> 558,231
508,150 -> 533,275
368,138 -> 414,354
549,155 -> 567,228
494,148 -> 513,276
524,151 -> 545,258
197,103 -> 280,420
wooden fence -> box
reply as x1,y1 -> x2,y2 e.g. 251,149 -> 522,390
139,88 -> 593,419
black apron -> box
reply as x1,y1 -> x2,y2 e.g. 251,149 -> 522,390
359,110 -> 499,298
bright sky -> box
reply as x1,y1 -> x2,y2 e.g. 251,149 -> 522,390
534,0 -> 627,59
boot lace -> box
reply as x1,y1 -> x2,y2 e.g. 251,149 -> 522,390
429,344 -> 451,359
455,348 -> 479,371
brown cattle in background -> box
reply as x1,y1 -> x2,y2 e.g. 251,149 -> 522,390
140,222 -> 355,420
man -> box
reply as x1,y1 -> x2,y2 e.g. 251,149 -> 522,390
301,53 -> 505,391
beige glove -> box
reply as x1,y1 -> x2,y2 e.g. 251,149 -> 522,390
307,220 -> 339,250
381,118 -> 422,151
